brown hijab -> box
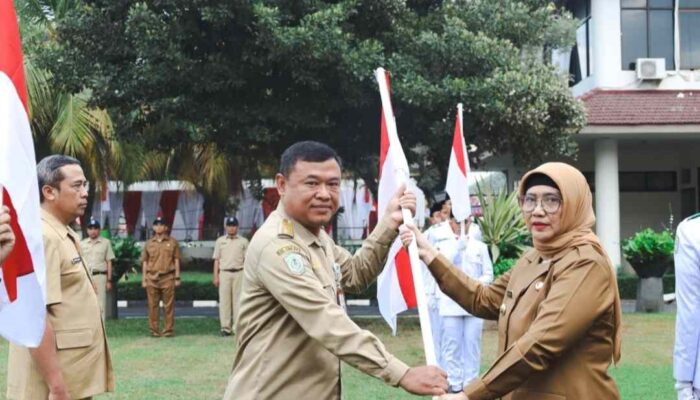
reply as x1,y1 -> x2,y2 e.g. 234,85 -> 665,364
518,162 -> 622,363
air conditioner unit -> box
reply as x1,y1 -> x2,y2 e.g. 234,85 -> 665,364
636,58 -> 667,80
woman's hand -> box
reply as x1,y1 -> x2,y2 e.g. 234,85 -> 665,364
399,224 -> 439,264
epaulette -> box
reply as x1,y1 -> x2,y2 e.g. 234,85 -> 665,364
278,219 -> 295,238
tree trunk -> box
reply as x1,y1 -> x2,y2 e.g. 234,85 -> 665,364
83,180 -> 97,235
202,193 -> 226,240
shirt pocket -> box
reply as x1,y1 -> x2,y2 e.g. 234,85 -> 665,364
55,327 -> 93,350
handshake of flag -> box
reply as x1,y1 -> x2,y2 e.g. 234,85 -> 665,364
373,68 -> 472,375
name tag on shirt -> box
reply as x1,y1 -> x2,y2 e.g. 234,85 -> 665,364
71,256 -> 82,265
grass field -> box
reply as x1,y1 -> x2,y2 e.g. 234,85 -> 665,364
0,313 -> 676,399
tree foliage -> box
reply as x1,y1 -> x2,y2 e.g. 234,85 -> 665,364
40,0 -> 585,194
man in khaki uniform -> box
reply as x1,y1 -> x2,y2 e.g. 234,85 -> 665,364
213,216 -> 248,336
224,141 -> 448,400
141,216 -> 180,337
81,217 -> 115,319
7,155 -> 114,400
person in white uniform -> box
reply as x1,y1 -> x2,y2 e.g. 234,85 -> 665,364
674,213 -> 700,400
440,214 -> 493,393
423,200 -> 457,361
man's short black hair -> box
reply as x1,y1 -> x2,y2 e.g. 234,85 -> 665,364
37,155 -> 81,203
279,141 -> 342,177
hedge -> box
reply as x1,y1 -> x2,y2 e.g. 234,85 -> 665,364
118,272 -> 676,301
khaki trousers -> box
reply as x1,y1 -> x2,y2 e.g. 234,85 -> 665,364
219,270 -> 243,333
146,281 -> 175,336
92,273 -> 107,320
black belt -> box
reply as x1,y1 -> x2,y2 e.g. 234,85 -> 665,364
221,269 -> 242,272
92,271 -> 107,275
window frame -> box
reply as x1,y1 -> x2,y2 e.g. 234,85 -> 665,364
620,0 -> 676,70
679,1 -> 700,69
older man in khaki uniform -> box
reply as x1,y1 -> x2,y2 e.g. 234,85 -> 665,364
81,217 -> 115,319
224,141 -> 447,400
213,216 -> 248,336
7,155 -> 113,400
141,216 -> 180,337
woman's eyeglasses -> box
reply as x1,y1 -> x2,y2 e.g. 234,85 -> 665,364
519,195 -> 562,214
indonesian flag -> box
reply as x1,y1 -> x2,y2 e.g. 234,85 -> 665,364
0,0 -> 47,347
445,104 -> 472,221
374,69 -> 417,334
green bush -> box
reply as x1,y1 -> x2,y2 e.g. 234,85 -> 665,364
617,274 -> 675,299
112,236 -> 142,281
118,272 -> 676,301
493,258 -> 517,277
622,229 -> 675,278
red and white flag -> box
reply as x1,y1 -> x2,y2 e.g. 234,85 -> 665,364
374,68 -> 436,365
445,104 -> 472,222
0,0 -> 47,347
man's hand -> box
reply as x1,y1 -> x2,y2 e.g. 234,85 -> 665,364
0,206 -> 16,265
399,224 -> 439,264
107,281 -> 112,291
175,278 -> 181,287
141,280 -> 147,289
213,276 -> 219,288
398,365 -> 448,396
384,184 -> 417,230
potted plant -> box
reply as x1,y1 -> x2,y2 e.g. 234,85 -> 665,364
622,228 -> 674,312
107,236 -> 142,319
622,228 -> 674,278
474,184 -> 529,264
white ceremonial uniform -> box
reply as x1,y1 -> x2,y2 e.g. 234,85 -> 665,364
424,221 -> 458,362
439,235 -> 493,391
674,214 -> 700,400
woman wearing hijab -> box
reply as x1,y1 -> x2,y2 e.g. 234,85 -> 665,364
400,162 -> 622,400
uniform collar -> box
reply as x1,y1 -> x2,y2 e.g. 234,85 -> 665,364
226,235 -> 238,240
87,236 -> 103,243
41,208 -> 79,242
151,235 -> 170,243
275,202 -> 325,247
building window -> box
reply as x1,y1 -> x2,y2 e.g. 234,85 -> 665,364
621,0 -> 675,71
563,0 -> 592,85
680,0 -> 700,69
583,171 -> 677,192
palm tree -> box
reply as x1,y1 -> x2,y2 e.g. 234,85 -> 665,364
25,60 -> 141,226
139,137 -> 238,239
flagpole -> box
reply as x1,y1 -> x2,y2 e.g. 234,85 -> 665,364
375,68 -> 437,367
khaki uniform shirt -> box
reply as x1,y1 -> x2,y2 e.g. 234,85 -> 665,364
141,236 -> 180,286
7,210 -> 114,400
80,237 -> 115,273
224,204 -> 410,400
213,235 -> 248,271
429,245 -> 621,400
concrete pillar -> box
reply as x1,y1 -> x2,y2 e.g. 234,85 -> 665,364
591,0 -> 622,87
594,138 -> 622,270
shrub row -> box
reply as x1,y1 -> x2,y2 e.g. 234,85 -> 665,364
118,273 -> 676,301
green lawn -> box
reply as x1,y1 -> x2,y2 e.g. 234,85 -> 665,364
0,313 -> 676,399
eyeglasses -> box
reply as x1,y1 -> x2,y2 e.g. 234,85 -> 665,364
519,194 -> 562,214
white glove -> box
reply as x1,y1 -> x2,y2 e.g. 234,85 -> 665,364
676,381 -> 698,400
428,295 -> 439,311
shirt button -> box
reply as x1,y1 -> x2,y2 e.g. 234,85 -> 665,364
535,281 -> 544,290
500,303 -> 507,315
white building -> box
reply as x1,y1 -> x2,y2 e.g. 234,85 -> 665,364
484,0 -> 700,268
